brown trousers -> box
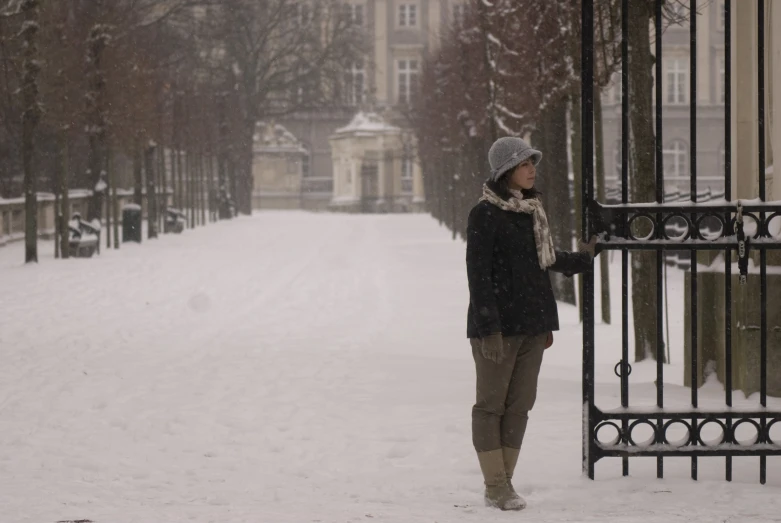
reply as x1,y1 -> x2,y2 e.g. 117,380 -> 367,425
470,333 -> 547,452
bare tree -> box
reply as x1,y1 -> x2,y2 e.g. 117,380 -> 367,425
0,3 -> 23,197
19,0 -> 42,263
85,11 -> 110,222
208,0 -> 364,215
413,1 -> 579,248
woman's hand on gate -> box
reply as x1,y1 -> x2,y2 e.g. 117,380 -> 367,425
578,235 -> 598,258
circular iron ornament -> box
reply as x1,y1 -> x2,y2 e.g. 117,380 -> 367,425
613,360 -> 633,378
741,212 -> 763,239
627,419 -> 658,448
595,421 -> 623,447
766,212 -> 781,240
696,418 -> 728,447
731,418 -> 762,446
695,213 -> 726,242
662,419 -> 692,448
627,213 -> 657,241
765,418 -> 781,446
661,213 -> 692,242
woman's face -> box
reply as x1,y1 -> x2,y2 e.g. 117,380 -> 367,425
507,159 -> 536,190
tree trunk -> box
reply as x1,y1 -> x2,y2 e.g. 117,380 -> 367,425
183,96 -> 195,226
191,150 -> 196,226
157,92 -> 167,232
594,89 -> 611,324
228,155 -> 239,214
145,143 -> 158,239
197,150 -> 203,226
198,151 -> 206,226
477,0 -> 498,144
187,144 -> 195,227
54,191 -> 60,259
222,156 -> 234,219
87,134 -> 106,222
110,148 -> 119,249
177,148 -> 183,212
21,0 -> 41,264
536,100 -> 576,305
170,145 -> 178,212
133,136 -> 143,206
570,96 -> 584,321
86,23 -> 109,223
187,148 -> 192,226
628,0 -> 660,362
217,93 -> 232,219
172,93 -> 180,210
236,118 -> 255,215
105,148 -> 111,249
59,131 -> 70,260
157,140 -> 166,232
207,148 -> 215,222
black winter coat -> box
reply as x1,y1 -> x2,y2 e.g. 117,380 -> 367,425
466,186 -> 592,339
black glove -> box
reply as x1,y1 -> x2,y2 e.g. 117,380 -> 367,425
481,333 -> 504,363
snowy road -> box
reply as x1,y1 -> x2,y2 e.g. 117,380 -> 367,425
1,211 -> 780,523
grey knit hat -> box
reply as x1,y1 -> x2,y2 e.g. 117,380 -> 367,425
488,137 -> 542,182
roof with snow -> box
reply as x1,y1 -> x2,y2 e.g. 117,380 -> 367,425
333,111 -> 401,137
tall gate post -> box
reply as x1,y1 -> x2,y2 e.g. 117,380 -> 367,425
580,0 -> 596,480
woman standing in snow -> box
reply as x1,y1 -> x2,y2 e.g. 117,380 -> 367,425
466,136 -> 596,510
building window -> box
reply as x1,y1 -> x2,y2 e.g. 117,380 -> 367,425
297,3 -> 313,26
291,65 -> 316,105
401,155 -> 414,193
345,3 -> 364,26
345,61 -> 365,106
663,140 -> 689,181
452,4 -> 466,27
718,56 -> 725,104
397,59 -> 419,104
717,142 -> 726,176
666,56 -> 688,105
302,153 -> 311,178
399,3 -> 417,28
718,0 -> 726,30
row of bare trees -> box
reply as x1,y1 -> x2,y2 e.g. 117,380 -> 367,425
412,0 -> 692,362
0,0 -> 363,263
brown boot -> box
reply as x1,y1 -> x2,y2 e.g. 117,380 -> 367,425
476,450 -> 526,510
502,446 -> 521,492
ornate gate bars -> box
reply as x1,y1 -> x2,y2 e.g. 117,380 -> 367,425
581,0 -> 781,483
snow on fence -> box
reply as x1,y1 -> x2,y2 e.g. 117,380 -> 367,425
0,189 -> 173,247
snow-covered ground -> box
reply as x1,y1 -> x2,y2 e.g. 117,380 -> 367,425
0,211 -> 779,523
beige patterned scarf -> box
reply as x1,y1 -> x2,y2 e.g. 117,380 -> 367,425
479,184 -> 557,269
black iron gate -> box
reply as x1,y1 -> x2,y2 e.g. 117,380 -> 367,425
581,0 -> 781,483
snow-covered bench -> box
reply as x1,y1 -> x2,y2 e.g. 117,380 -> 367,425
164,208 -> 186,234
68,213 -> 100,258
